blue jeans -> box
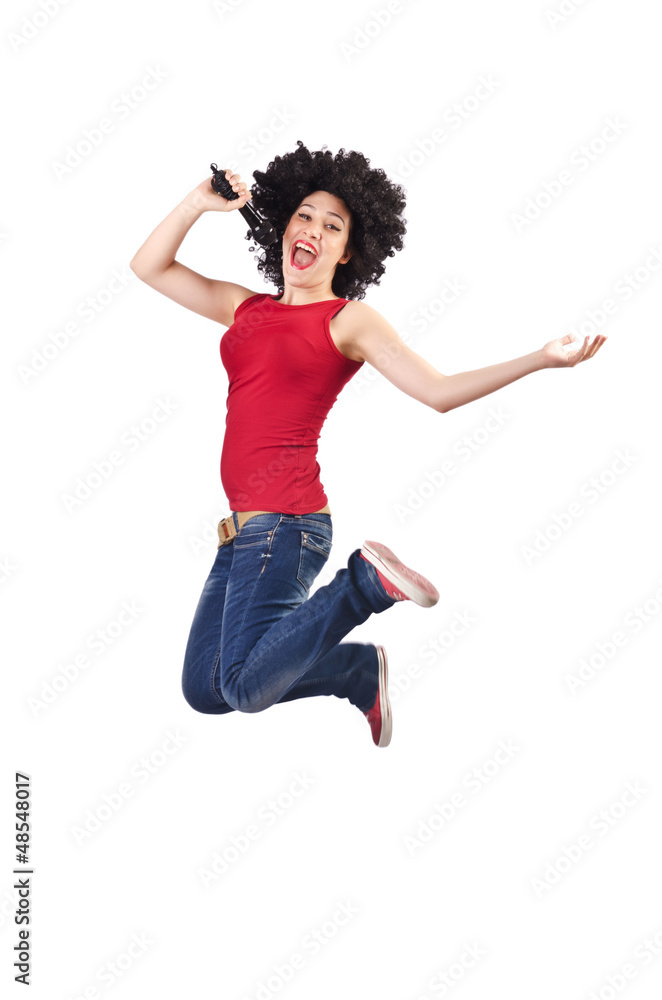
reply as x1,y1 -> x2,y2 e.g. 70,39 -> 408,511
181,512 -> 397,715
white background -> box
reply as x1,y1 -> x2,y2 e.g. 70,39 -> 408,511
2,1 -> 661,998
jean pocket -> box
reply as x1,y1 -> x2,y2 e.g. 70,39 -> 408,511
296,530 -> 332,591
234,527 -> 274,549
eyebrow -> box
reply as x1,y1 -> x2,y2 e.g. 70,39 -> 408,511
299,203 -> 346,226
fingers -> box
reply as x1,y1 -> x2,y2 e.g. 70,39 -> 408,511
566,336 -> 588,365
223,168 -> 252,200
584,334 -> 607,360
571,334 -> 607,365
584,337 -> 602,360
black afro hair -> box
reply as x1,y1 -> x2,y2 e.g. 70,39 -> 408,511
244,140 -> 407,301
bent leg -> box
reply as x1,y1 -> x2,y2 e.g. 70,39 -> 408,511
219,514 -> 395,713
273,641 -> 380,713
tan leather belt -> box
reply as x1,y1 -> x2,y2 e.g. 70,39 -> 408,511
217,505 -> 331,548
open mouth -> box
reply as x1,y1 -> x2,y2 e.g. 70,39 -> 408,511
291,240 -> 318,269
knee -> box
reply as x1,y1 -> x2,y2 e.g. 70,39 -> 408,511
181,685 -> 212,714
181,670 -> 204,713
181,675 -> 233,716
220,683 -> 269,714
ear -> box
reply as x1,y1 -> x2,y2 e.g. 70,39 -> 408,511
338,247 -> 352,265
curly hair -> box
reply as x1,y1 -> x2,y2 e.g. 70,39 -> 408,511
243,140 -> 407,301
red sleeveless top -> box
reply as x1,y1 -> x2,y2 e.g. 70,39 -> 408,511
219,293 -> 364,514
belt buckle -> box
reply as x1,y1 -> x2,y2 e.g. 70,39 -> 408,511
217,514 -> 237,548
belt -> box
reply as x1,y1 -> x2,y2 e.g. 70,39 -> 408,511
217,505 -> 331,548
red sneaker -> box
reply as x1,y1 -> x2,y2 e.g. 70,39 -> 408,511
364,645 -> 391,747
360,540 -> 439,608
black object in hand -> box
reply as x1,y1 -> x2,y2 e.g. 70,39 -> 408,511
209,163 -> 277,247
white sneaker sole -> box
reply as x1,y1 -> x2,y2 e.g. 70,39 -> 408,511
361,540 -> 440,608
376,645 -> 392,747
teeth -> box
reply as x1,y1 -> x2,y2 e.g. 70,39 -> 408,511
294,242 -> 317,256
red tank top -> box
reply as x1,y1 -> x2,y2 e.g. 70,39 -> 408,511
219,293 -> 364,513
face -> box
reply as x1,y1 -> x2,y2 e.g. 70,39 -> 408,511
282,190 -> 352,289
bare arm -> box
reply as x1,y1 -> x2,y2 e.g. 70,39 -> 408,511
347,302 -> 607,413
129,171 -> 259,327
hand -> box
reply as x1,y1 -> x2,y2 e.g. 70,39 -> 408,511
186,169 -> 253,214
539,333 -> 607,369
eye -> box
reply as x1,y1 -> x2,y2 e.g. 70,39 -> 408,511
297,212 -> 340,231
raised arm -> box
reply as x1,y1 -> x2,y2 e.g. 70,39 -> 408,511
346,302 -> 607,413
129,170 -> 259,327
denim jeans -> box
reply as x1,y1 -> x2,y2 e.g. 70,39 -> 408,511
181,512 -> 397,715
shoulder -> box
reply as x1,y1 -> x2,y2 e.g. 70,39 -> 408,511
233,286 -> 267,309
230,287 -> 269,319
338,299 -> 390,327
332,299 -> 397,363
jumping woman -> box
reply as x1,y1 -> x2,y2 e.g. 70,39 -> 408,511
129,140 -> 606,748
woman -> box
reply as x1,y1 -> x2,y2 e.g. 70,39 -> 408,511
130,140 -> 606,748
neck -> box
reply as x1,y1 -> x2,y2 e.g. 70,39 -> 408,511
276,278 -> 339,306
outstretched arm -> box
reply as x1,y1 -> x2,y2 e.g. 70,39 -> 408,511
348,303 -> 607,413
